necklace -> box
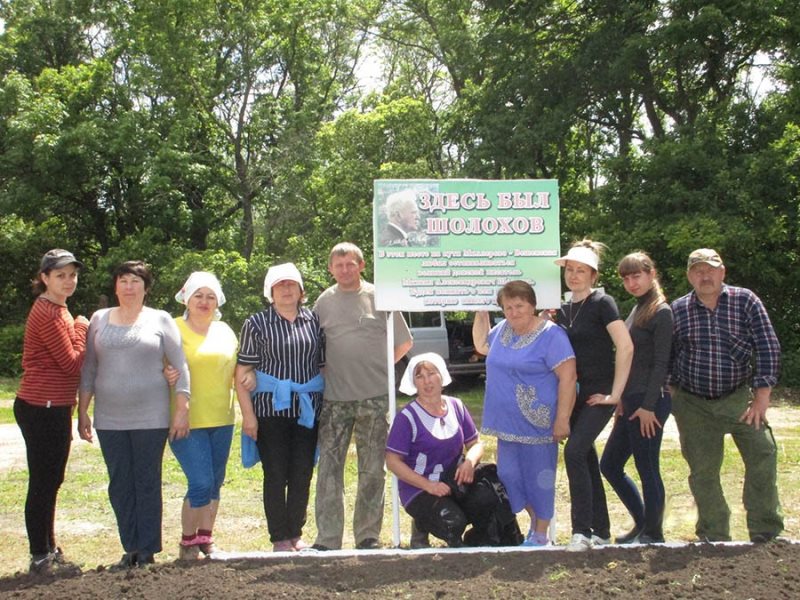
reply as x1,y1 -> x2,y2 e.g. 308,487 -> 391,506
563,292 -> 591,329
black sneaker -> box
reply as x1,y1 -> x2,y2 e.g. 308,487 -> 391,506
29,553 -> 54,575
638,533 -> 665,544
356,538 -> 381,550
750,533 -> 779,544
311,543 -> 333,551
135,553 -> 155,568
108,552 -> 136,572
615,526 -> 642,544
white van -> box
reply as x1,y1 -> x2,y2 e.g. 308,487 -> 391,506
402,311 -> 488,378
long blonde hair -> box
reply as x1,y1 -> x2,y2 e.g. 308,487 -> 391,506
617,252 -> 667,327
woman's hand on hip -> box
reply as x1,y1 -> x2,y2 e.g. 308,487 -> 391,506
586,393 -> 619,406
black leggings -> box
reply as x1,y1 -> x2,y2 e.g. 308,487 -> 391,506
14,398 -> 72,556
564,401 -> 615,538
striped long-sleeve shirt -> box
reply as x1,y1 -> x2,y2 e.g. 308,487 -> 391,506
17,297 -> 88,407
237,306 -> 324,419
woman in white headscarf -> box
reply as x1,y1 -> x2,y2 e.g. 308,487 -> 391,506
386,353 -> 497,548
234,263 -> 324,552
169,272 -> 240,560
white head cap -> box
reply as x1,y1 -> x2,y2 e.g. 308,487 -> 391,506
399,352 -> 453,396
263,262 -> 304,302
175,271 -> 226,306
554,246 -> 599,271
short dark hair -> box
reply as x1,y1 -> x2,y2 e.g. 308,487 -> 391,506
496,280 -> 537,310
113,260 -> 153,293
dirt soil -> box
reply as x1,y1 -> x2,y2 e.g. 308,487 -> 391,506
1,541 -> 798,599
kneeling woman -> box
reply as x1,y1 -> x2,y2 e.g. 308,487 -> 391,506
386,353 -> 492,547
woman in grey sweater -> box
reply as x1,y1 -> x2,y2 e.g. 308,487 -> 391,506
79,261 -> 190,569
599,252 -> 673,544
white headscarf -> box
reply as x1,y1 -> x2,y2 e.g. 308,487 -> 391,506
175,271 -> 225,320
263,263 -> 304,302
399,352 -> 453,396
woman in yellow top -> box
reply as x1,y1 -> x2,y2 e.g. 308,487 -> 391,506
169,272 -> 239,560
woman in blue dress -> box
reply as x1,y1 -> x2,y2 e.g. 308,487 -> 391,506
473,280 -> 576,546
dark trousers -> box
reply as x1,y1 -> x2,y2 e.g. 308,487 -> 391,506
405,483 -> 497,547
97,428 -> 168,555
256,416 -> 318,543
14,398 -> 72,556
564,401 -> 614,538
600,392 -> 671,538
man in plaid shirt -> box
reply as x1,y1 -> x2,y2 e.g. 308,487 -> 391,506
670,248 -> 782,543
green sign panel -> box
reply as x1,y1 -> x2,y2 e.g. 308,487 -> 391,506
374,179 -> 561,311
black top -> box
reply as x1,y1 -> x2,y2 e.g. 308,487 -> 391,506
556,290 -> 621,400
622,296 -> 673,412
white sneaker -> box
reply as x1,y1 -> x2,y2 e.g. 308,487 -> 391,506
591,534 -> 612,546
566,533 -> 593,552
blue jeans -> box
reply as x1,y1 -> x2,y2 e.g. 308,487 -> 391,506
170,425 -> 234,507
600,391 -> 671,538
97,428 -> 168,555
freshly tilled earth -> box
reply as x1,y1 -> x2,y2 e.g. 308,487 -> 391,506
1,541 -> 797,599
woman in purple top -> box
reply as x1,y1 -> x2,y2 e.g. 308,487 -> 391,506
473,280 -> 577,546
385,353 -> 489,547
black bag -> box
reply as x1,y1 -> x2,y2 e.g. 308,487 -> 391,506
460,463 -> 523,547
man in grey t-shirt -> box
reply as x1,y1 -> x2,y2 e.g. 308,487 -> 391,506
312,242 -> 413,550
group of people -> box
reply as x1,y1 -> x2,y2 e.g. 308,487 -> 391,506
385,241 -> 783,552
15,242 -> 412,573
14,237 -> 783,573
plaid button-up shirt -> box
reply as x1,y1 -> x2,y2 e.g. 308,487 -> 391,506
670,284 -> 780,398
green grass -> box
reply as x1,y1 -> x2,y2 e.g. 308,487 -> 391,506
1,379 -> 798,577
0,377 -> 17,402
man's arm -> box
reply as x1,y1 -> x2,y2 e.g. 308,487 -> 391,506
740,291 -> 780,429
394,339 -> 413,363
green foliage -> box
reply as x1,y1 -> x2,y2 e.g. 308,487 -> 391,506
0,325 -> 24,377
0,0 -> 798,383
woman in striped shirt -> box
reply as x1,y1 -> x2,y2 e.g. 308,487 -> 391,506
235,263 -> 324,552
15,249 -> 89,574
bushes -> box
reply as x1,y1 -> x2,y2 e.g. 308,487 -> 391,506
0,325 -> 24,377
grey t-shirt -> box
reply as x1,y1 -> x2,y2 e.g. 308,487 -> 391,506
80,307 -> 190,430
314,281 -> 411,402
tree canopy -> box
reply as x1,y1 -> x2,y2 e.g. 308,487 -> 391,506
1,0 -> 798,381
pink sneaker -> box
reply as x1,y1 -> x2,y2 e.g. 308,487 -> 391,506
273,540 -> 296,553
291,538 -> 310,551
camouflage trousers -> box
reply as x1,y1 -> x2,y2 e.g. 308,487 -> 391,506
313,396 -> 389,549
